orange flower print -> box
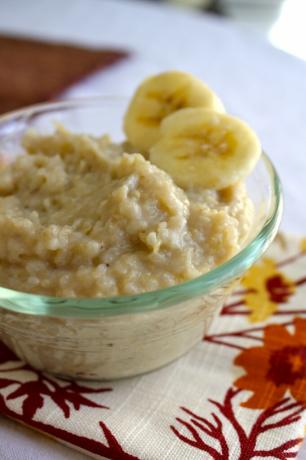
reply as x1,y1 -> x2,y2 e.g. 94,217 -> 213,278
234,317 -> 306,409
242,258 -> 295,323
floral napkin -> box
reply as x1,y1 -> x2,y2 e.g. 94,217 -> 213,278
0,233 -> 305,459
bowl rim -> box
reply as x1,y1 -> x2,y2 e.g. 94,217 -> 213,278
0,98 -> 283,317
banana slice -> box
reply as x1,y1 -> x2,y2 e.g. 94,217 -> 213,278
149,108 -> 261,190
124,71 -> 224,154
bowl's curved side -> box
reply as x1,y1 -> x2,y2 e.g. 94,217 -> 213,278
0,282 -> 234,379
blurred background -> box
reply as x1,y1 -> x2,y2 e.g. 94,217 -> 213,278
158,0 -> 306,61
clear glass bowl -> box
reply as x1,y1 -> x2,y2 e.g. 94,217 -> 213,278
0,99 -> 282,380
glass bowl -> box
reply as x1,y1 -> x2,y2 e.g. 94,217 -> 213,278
0,99 -> 282,380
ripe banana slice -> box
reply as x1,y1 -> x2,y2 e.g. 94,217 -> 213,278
124,71 -> 224,153
149,108 -> 261,190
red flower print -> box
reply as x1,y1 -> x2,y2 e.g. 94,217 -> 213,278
0,391 -> 139,460
0,342 -> 112,419
3,373 -> 111,419
171,387 -> 304,460
0,341 -> 138,459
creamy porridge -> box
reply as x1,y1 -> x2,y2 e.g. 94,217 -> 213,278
0,70 -> 273,379
0,126 -> 252,297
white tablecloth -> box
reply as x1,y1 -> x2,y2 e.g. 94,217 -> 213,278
0,0 -> 305,458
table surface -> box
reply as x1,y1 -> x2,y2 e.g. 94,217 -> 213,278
0,0 -> 306,458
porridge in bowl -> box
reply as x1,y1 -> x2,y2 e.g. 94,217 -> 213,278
0,71 -> 273,380
0,71 -> 259,298
0,126 -> 253,297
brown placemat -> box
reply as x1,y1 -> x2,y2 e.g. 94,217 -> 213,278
0,34 -> 128,114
